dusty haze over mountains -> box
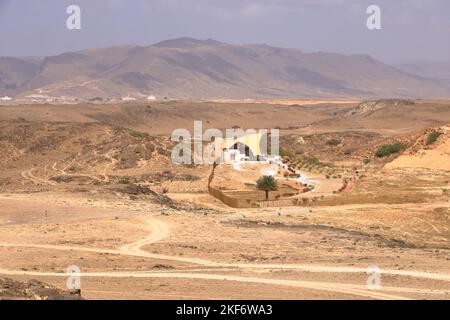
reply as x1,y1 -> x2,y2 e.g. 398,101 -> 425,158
2,0 -> 450,63
2,1 -> 450,302
1,38 -> 450,100
1,1 -> 450,99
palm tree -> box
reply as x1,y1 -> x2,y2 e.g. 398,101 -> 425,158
256,175 -> 278,200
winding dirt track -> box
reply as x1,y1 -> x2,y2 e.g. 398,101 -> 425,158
21,168 -> 57,186
1,217 -> 450,299
0,269 -> 412,300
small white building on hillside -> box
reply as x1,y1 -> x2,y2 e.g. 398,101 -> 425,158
122,95 -> 136,101
1,96 -> 12,101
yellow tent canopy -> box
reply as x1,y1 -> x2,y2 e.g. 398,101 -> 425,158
221,133 -> 265,157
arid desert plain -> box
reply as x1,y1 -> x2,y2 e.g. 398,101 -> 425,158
0,99 -> 449,299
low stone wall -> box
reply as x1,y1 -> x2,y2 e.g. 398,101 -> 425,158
209,185 -> 303,208
255,199 -> 298,208
209,186 -> 241,208
208,163 -> 305,208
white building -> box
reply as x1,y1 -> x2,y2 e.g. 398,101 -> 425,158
25,94 -> 51,103
224,149 -> 248,163
122,95 -> 136,101
1,96 -> 12,101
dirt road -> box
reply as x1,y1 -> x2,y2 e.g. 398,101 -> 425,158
1,215 -> 449,300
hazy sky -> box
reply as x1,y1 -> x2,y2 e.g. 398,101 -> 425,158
1,0 -> 449,63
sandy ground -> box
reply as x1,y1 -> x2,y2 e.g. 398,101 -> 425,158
386,126 -> 450,171
0,193 -> 449,300
1,100 -> 450,300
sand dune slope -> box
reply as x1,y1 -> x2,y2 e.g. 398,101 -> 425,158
386,126 -> 450,171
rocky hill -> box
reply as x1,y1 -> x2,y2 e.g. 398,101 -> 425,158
1,38 -> 450,99
0,277 -> 82,300
385,125 -> 450,171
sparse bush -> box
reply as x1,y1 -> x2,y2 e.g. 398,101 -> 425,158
279,147 -> 295,160
426,131 -> 441,145
326,139 -> 341,146
118,178 -> 130,184
375,143 -> 406,158
433,207 -> 449,216
302,156 -> 320,165
129,130 -> 149,138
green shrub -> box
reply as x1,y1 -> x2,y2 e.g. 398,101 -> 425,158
129,130 -> 149,138
302,156 -> 320,165
326,139 -> 341,146
426,131 -> 441,145
118,178 -> 130,184
375,143 -> 406,158
279,147 -> 295,160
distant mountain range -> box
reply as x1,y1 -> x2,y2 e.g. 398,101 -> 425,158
1,38 -> 450,100
396,61 -> 450,81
